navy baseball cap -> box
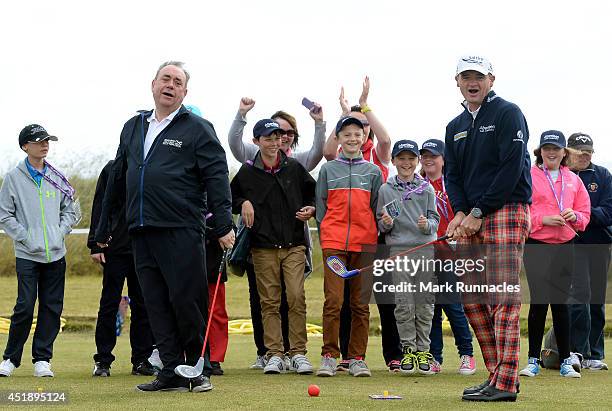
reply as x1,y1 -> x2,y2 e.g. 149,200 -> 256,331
253,119 -> 282,138
19,124 -> 58,147
538,130 -> 566,148
392,140 -> 419,158
335,116 -> 364,135
420,139 -> 445,157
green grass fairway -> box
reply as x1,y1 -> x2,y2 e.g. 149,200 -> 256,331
0,333 -> 610,410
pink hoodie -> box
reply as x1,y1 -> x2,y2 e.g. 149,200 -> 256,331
529,165 -> 591,243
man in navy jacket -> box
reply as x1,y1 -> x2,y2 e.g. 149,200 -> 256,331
95,61 -> 235,393
445,56 -> 531,402
567,133 -> 612,371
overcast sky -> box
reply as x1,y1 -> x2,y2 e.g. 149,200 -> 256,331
2,0 -> 611,177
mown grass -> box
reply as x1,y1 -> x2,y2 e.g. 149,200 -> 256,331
0,332 -> 610,410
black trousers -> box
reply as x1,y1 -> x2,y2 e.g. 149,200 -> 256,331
93,253 -> 153,366
3,257 -> 66,367
524,239 -> 573,361
246,262 -> 290,356
131,228 -> 210,382
339,282 -> 402,363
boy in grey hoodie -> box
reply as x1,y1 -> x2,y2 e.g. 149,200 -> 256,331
0,124 -> 79,378
376,140 -> 439,376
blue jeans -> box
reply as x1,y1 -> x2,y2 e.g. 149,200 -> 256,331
429,304 -> 473,364
569,244 -> 610,360
429,259 -> 473,364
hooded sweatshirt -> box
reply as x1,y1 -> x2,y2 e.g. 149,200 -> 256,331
0,159 -> 78,263
376,174 -> 440,247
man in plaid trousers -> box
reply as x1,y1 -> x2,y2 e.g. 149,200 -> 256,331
444,56 -> 532,402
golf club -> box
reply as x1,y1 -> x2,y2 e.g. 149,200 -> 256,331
175,248 -> 229,379
326,235 -> 449,279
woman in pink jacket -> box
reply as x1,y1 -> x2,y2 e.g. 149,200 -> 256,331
520,130 -> 591,379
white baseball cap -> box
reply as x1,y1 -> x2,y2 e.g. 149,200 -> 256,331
456,55 -> 494,76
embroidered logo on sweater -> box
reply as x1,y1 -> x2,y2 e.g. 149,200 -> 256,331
162,139 -> 183,148
479,125 -> 495,133
454,131 -> 467,141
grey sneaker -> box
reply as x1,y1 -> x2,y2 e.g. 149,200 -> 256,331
263,355 -> 285,374
569,352 -> 583,373
290,354 -> 314,375
250,355 -> 266,370
582,359 -> 608,370
316,354 -> 337,377
348,357 -> 371,377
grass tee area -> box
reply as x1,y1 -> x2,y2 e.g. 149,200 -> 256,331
0,276 -> 611,410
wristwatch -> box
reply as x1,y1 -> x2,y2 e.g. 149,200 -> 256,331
470,207 -> 483,219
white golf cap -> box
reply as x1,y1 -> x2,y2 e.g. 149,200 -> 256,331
456,55 -> 494,76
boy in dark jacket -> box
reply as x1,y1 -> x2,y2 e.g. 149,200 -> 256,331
87,160 -> 155,378
230,119 -> 316,375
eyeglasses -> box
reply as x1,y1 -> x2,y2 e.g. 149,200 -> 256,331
281,129 -> 297,138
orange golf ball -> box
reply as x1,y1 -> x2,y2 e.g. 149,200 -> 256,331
308,384 -> 320,397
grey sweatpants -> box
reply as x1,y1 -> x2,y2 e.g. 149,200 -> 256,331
390,245 -> 436,352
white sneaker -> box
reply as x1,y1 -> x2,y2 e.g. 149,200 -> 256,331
582,359 -> 609,371
560,358 -> 581,378
569,352 -> 583,373
263,355 -> 285,374
148,348 -> 163,371
33,361 -> 54,377
0,359 -> 16,377
250,355 -> 266,370
290,354 -> 314,375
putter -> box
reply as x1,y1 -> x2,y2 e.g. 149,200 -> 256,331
175,248 -> 229,378
326,235 -> 449,279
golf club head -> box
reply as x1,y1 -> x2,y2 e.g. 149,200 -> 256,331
174,357 -> 205,379
326,256 -> 360,279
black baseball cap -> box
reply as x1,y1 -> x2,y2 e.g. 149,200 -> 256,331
392,140 -> 419,158
335,116 -> 364,135
420,139 -> 445,157
538,130 -> 566,149
253,119 -> 282,138
567,133 -> 594,150
19,124 -> 58,147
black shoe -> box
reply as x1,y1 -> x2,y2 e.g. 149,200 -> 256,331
93,362 -> 111,377
191,375 -> 213,393
463,379 -> 491,395
211,361 -> 224,376
136,377 -> 190,392
462,385 -> 517,402
132,360 -> 158,376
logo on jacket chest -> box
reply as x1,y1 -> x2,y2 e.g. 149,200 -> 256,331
588,182 -> 598,192
479,125 -> 495,133
162,138 -> 183,148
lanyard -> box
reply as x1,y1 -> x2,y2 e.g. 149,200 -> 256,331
42,161 -> 76,200
543,167 -> 564,212
396,174 -> 429,202
426,175 -> 450,221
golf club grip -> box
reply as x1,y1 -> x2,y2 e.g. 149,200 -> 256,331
200,248 -> 229,357
358,236 -> 449,274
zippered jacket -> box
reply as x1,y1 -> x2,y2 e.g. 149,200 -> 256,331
230,151 -> 316,248
376,174 -> 440,247
574,162 -> 612,244
87,161 -> 130,255
445,91 -> 532,216
529,165 -> 590,243
316,154 -> 382,252
0,159 -> 78,263
94,106 -> 233,242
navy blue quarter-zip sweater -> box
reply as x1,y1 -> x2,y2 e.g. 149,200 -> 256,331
94,106 -> 233,242
574,162 -> 612,244
444,91 -> 532,216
